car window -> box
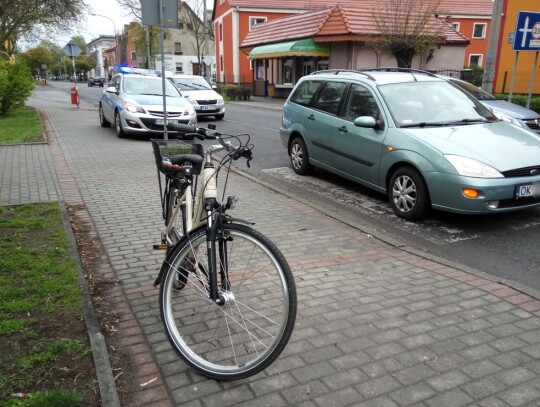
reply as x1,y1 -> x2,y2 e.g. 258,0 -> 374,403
110,76 -> 120,90
171,76 -> 212,91
342,84 -> 379,121
379,81 -> 496,126
312,81 -> 348,115
123,76 -> 181,97
289,80 -> 324,107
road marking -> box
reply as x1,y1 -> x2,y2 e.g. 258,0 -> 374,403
262,167 -> 480,245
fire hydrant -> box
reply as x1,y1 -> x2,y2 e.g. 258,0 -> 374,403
70,86 -> 80,108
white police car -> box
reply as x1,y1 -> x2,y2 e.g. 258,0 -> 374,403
99,68 -> 197,137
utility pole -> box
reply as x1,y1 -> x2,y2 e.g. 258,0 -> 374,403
203,0 -> 211,83
482,0 -> 504,93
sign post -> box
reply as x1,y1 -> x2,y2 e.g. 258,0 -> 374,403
509,11 -> 540,105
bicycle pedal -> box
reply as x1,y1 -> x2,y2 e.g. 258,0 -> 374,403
153,244 -> 171,250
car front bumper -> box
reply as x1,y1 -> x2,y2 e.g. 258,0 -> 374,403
426,171 -> 540,214
119,109 -> 197,134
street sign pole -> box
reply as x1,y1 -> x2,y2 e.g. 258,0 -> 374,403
526,51 -> 539,109
508,51 -> 519,103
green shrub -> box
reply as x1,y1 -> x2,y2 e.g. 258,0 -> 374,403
0,60 -> 34,116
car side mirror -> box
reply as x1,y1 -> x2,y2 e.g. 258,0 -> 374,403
353,116 -> 377,128
106,86 -> 118,94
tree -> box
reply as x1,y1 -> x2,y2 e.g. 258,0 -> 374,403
0,60 -> 34,115
370,0 -> 444,68
19,46 -> 54,77
0,0 -> 86,59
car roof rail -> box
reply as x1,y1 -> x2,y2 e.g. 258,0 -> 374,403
361,67 -> 439,78
310,69 -> 375,80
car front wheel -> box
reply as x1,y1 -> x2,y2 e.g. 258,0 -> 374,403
99,104 -> 111,128
115,110 -> 126,138
289,137 -> 313,175
388,167 -> 430,220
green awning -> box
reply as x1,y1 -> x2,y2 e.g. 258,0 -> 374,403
249,39 -> 330,59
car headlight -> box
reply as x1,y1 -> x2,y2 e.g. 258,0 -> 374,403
444,155 -> 502,178
124,102 -> 145,113
184,105 -> 196,116
492,111 -> 524,128
185,96 -> 198,106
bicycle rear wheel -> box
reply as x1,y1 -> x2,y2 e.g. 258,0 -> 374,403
159,223 -> 296,380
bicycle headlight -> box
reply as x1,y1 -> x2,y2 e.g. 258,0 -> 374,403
444,155 -> 502,178
125,102 -> 145,114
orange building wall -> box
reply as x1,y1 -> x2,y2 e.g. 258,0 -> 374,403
494,0 -> 540,94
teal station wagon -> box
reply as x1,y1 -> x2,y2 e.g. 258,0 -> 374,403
280,69 -> 540,220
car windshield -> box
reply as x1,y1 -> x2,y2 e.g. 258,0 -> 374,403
170,77 -> 212,91
123,76 -> 181,97
379,81 -> 498,127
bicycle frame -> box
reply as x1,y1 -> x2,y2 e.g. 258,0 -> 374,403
158,142 -> 231,305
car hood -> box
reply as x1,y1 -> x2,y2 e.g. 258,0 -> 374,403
127,95 -> 187,111
181,89 -> 220,101
481,100 -> 540,120
404,122 -> 540,172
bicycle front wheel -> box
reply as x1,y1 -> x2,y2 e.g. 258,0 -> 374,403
160,223 -> 297,380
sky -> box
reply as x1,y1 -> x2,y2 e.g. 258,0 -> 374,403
55,0 -> 134,47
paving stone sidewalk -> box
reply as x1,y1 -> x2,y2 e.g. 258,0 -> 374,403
4,85 -> 540,407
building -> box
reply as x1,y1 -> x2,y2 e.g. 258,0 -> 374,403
494,0 -> 540,94
436,0 -> 493,68
213,0 -> 480,96
87,36 -> 116,78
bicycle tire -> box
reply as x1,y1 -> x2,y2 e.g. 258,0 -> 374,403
159,223 -> 297,380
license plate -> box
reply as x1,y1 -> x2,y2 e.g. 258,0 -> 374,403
515,182 -> 540,199
155,119 -> 178,125
199,105 -> 213,111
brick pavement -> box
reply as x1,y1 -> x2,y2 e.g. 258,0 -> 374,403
4,85 -> 540,406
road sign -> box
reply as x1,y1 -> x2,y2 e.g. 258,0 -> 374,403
513,11 -> 540,51
141,0 -> 178,28
63,42 -> 82,58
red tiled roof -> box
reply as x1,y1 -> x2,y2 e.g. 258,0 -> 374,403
241,4 -> 466,48
224,0 -> 493,16
241,8 -> 333,47
436,0 -> 493,17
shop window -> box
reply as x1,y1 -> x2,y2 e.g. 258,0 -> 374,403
255,60 -> 264,79
282,59 -> 294,85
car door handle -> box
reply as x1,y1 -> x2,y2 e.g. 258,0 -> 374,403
338,125 -> 348,133
307,114 -> 315,121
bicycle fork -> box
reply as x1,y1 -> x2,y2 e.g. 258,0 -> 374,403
205,200 -> 231,306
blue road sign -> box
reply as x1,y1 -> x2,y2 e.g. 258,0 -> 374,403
513,11 -> 540,51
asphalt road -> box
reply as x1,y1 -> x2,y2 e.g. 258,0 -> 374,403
49,81 -> 540,294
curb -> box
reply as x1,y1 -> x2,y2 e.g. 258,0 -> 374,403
58,200 -> 121,407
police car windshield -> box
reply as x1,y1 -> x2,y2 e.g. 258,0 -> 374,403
123,76 -> 181,97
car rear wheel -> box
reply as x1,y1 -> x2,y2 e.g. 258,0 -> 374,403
389,167 -> 430,220
115,110 -> 126,138
99,104 -> 111,128
289,137 -> 313,175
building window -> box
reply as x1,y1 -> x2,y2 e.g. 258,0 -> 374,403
220,55 -> 223,71
174,42 -> 182,55
282,59 -> 294,85
472,23 -> 486,39
176,63 -> 183,73
449,22 -> 460,31
469,54 -> 482,66
219,23 -> 223,42
130,51 -> 137,60
249,17 -> 267,29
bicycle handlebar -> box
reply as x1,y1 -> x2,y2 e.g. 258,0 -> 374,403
167,122 -> 253,167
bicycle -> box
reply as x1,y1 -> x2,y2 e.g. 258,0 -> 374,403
150,123 -> 297,380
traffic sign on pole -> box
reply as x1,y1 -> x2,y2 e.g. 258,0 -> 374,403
513,11 -> 540,51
